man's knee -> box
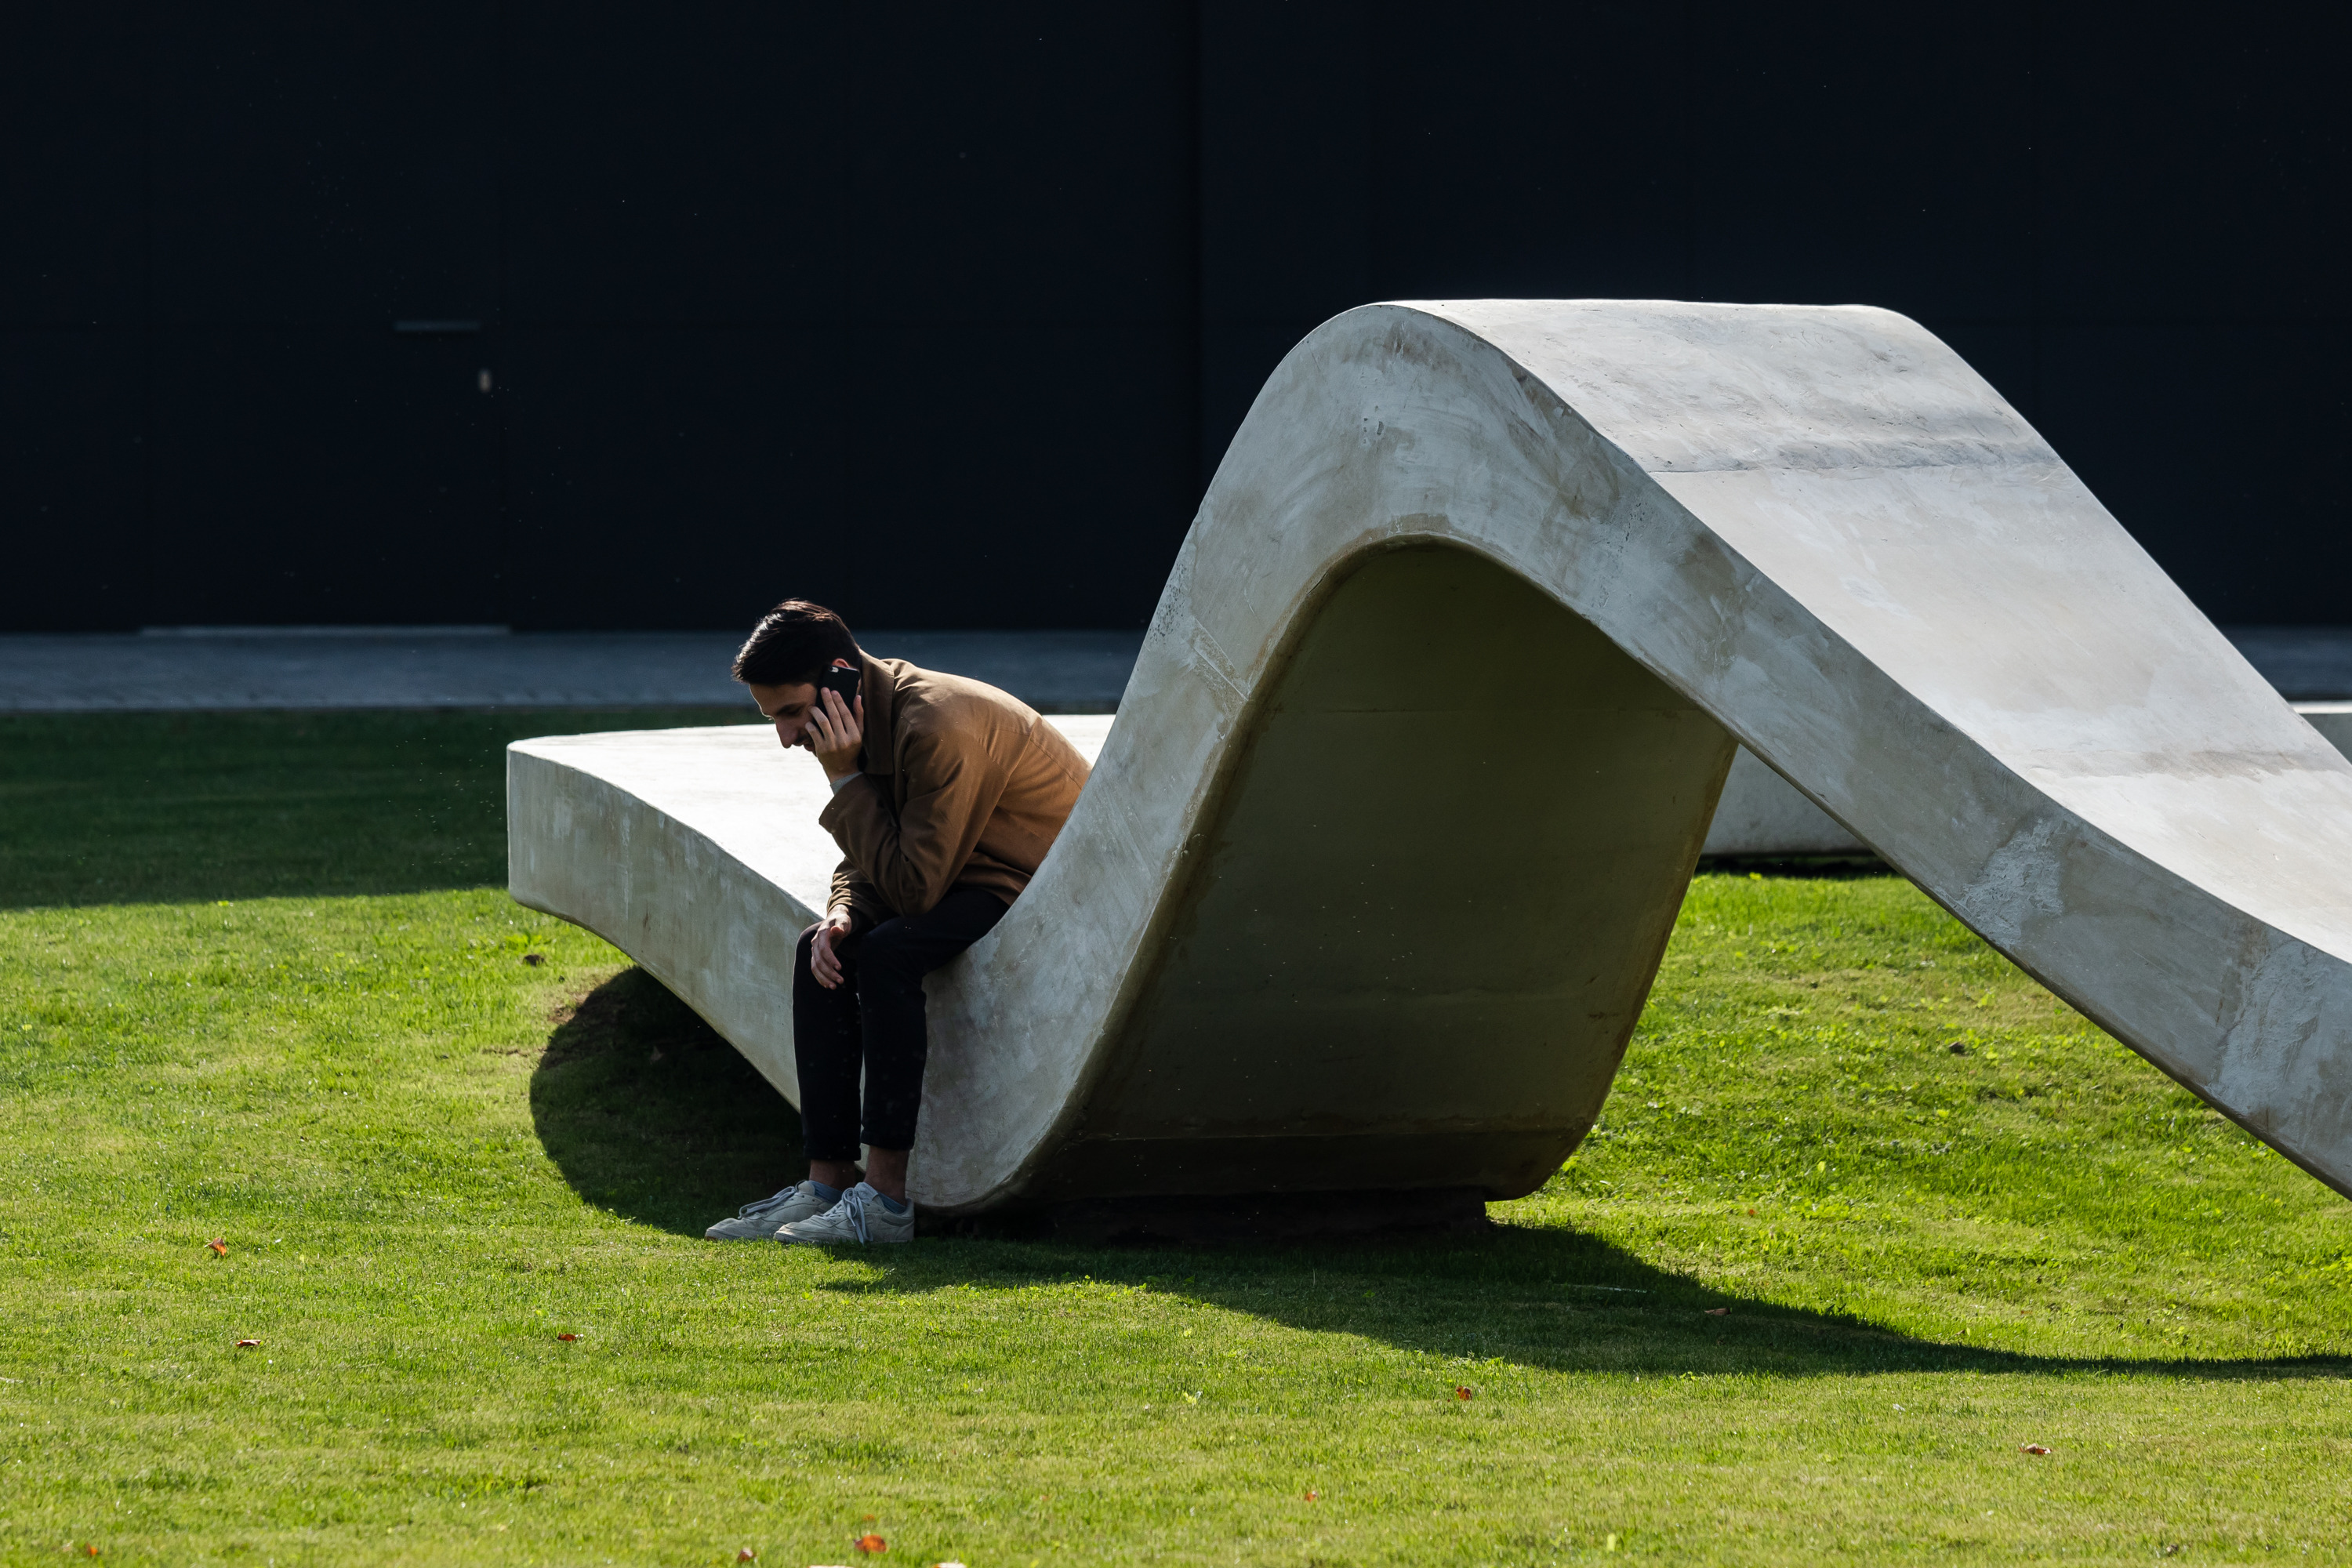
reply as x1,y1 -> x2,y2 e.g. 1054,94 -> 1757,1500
793,922 -> 843,993
857,918 -> 919,978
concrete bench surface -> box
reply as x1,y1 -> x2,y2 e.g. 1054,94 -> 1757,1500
511,299 -> 2352,1216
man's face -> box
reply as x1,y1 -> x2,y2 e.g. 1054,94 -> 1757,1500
748,681 -> 822,750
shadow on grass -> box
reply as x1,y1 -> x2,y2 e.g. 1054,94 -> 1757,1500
823,1236 -> 2352,1386
529,967 -> 804,1236
532,972 -> 2352,1385
1698,853 -> 1892,879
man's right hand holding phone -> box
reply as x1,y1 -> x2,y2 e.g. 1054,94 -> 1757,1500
802,683 -> 864,787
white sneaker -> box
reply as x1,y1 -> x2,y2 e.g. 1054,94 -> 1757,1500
703,1179 -> 848,1241
775,1181 -> 914,1245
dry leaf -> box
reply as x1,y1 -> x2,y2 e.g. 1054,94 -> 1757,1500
556,1333 -> 579,1342
853,1532 -> 887,1555
2021,1444 -> 2051,1456
207,1240 -> 228,1257
736,1550 -> 757,1563
1454,1385 -> 1473,1400
1705,1307 -> 1730,1316
235,1338 -> 260,1349
522,953 -> 545,967
1302,1490 -> 1320,1501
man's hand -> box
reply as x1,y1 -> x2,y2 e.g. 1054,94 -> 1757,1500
808,909 -> 854,989
803,686 -> 865,784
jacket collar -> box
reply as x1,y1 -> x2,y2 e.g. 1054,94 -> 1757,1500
855,648 -> 901,778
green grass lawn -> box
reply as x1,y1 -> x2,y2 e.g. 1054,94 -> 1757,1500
4,712 -> 2351,1565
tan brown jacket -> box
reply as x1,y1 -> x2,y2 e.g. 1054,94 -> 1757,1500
821,655 -> 1091,931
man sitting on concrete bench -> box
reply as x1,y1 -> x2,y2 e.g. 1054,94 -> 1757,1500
704,600 -> 1091,1245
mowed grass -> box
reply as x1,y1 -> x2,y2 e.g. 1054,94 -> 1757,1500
4,712 -> 2352,1565
0,709 -> 749,909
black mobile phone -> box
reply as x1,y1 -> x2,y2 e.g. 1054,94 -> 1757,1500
818,664 -> 862,709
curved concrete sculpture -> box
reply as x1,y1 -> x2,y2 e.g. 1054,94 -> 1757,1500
512,299 -> 2352,1217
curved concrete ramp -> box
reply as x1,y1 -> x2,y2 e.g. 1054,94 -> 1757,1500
511,300 -> 2352,1215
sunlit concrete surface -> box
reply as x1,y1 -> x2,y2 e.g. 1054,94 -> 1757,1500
514,300 -> 2352,1215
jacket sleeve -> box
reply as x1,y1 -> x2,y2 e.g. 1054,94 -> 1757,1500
818,724 -> 1011,918
827,858 -> 893,935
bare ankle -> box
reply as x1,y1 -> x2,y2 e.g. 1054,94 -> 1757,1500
863,1147 -> 910,1202
808,1160 -> 862,1192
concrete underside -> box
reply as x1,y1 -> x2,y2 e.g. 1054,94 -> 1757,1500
511,299 -> 2352,1217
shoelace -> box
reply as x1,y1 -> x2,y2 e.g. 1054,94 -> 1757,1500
833,1188 -> 873,1243
739,1183 -> 803,1220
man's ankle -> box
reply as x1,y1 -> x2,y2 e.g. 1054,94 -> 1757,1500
808,1160 -> 864,1192
863,1146 -> 911,1203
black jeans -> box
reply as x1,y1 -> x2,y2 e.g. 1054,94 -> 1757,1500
793,885 -> 1007,1161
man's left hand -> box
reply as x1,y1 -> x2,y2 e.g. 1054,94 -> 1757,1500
804,687 -> 864,784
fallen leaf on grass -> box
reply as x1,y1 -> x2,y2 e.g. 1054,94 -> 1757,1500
556,1333 -> 579,1342
1704,1307 -> 1730,1316
207,1240 -> 228,1257
1302,1490 -> 1320,1501
1454,1386 -> 1474,1400
736,1549 -> 757,1562
522,953 -> 545,967
2020,1444 -> 2051,1456
235,1338 -> 260,1349
853,1533 -> 887,1555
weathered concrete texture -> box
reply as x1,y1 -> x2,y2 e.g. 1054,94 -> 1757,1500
1715,711 -> 2352,856
1701,750 -> 1868,857
512,301 -> 2352,1215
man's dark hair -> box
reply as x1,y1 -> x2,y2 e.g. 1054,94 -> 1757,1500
731,600 -> 861,687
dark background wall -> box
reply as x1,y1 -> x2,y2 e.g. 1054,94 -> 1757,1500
5,2 -> 2344,633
